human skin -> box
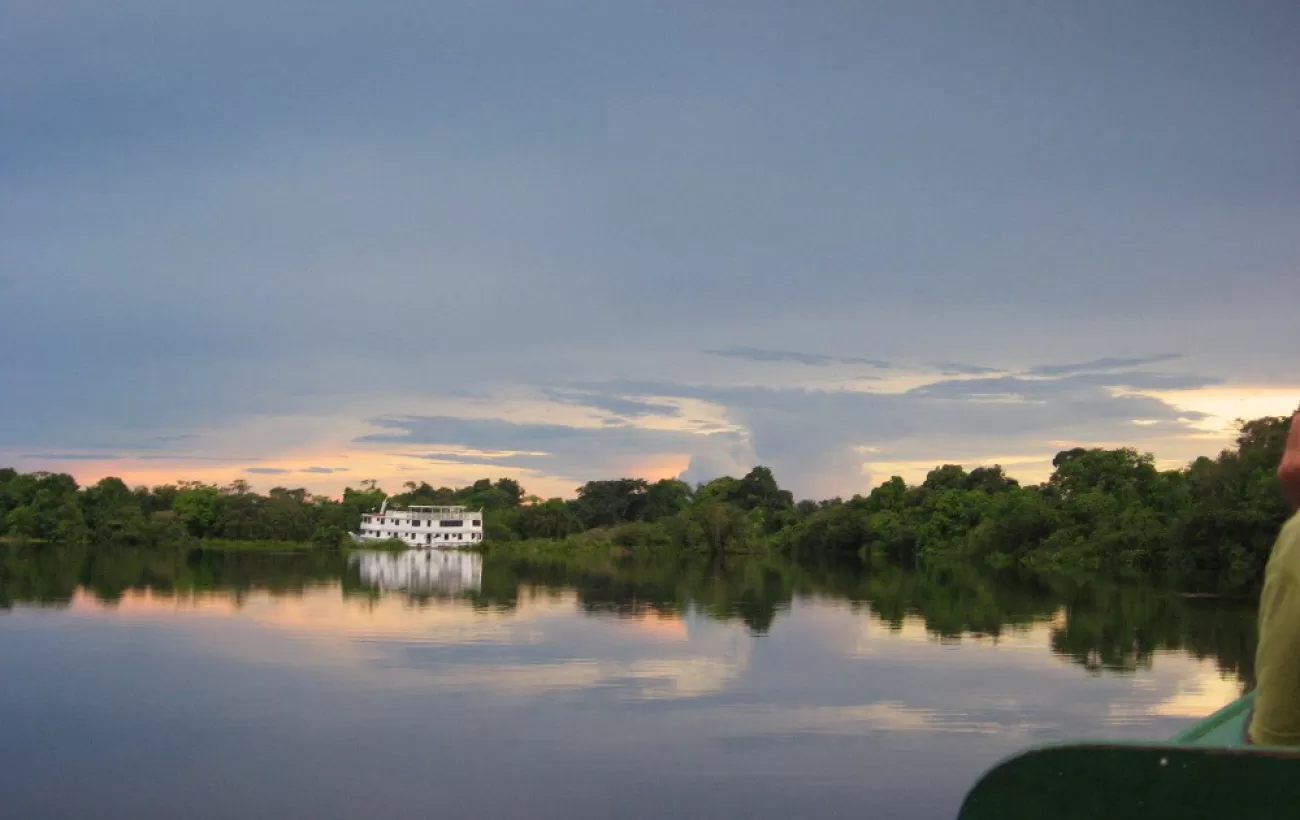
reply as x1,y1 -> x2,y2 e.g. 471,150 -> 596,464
1282,411 -> 1300,511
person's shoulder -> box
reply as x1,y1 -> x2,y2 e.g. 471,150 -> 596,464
1269,512 -> 1300,578
1279,512 -> 1300,549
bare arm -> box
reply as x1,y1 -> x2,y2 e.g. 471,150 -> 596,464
1282,410 -> 1300,511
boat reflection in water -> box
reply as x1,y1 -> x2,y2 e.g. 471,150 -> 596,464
350,549 -> 483,595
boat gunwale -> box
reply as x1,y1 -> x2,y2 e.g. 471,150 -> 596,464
1170,691 -> 1255,745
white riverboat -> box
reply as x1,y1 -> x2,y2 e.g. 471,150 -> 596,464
351,501 -> 484,548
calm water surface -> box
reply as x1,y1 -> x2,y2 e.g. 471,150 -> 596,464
0,547 -> 1256,819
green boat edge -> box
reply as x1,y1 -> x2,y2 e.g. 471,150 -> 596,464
957,692 -> 1300,819
1171,690 -> 1254,746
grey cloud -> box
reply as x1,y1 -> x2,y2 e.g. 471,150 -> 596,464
838,357 -> 893,368
927,362 -> 1001,376
686,420 -> 737,433
302,466 -> 349,474
28,435 -> 199,454
437,390 -> 496,402
541,388 -> 681,418
577,378 -> 1210,427
244,467 -> 292,475
1027,355 -> 1185,377
704,348 -> 891,368
358,416 -> 705,451
359,415 -> 745,483
407,453 -> 502,464
153,434 -> 201,442
402,454 -> 521,471
908,372 -> 1221,400
1062,371 -> 1220,394
2,1 -> 1296,492
19,453 -> 122,461
570,376 -> 1211,494
679,439 -> 759,488
705,347 -> 840,366
360,372 -> 1210,497
139,455 -> 262,462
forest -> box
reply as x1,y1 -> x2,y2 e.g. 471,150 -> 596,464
1,412 -> 1295,586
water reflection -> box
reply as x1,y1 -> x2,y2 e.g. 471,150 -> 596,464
351,549 -> 482,595
0,544 -> 1258,687
0,544 -> 1261,820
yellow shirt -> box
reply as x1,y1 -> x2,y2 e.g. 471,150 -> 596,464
1249,512 -> 1300,745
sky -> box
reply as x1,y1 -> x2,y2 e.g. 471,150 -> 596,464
2,0 -> 1298,500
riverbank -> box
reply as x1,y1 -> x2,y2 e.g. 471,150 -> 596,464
194,537 -> 420,553
190,538 -> 325,553
0,535 -> 397,554
0,528 -> 1264,596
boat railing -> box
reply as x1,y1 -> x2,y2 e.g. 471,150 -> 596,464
363,507 -> 484,522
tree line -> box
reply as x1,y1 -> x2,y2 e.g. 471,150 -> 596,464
1,412 -> 1294,585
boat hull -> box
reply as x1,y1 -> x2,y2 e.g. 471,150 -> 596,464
348,533 -> 476,550
958,734 -> 1300,819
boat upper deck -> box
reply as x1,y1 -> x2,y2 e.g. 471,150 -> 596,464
362,505 -> 482,523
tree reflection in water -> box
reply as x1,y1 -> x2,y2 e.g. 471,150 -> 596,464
0,544 -> 1258,688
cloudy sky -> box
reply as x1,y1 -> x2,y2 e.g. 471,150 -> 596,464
3,1 -> 1298,499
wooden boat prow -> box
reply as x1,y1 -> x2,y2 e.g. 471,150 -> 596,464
959,693 -> 1300,819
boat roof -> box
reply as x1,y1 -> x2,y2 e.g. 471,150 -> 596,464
374,505 -> 478,513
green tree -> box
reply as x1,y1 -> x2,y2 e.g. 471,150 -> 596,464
669,499 -> 756,555
923,464 -> 970,493
174,483 -> 221,537
643,479 -> 693,522
572,479 -> 649,528
517,498 -> 580,539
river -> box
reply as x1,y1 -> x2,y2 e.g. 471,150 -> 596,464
0,546 -> 1256,819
